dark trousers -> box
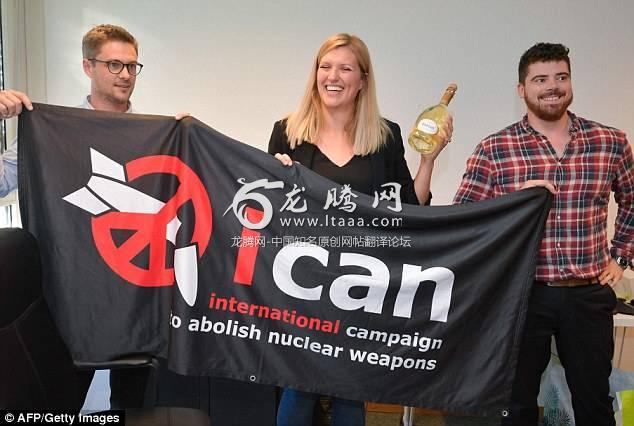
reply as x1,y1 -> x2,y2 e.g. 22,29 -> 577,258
110,368 -> 153,409
277,388 -> 365,426
502,283 -> 616,426
110,361 -> 277,425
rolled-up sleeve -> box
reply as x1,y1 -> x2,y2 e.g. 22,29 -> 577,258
611,136 -> 634,259
453,142 -> 494,204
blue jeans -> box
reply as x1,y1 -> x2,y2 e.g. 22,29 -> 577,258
277,389 -> 365,426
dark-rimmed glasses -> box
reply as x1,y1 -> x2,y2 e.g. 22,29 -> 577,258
89,59 -> 143,76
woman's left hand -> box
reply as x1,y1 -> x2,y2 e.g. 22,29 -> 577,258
274,153 -> 294,167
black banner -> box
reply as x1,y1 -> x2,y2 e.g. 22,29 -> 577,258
19,104 -> 551,416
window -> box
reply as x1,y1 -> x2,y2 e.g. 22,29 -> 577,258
0,2 -> 21,228
0,2 -> 5,150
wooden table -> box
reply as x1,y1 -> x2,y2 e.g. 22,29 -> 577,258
614,313 -> 634,368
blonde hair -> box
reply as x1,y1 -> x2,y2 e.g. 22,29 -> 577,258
82,24 -> 138,59
285,33 -> 390,156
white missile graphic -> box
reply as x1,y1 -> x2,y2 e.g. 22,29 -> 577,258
63,148 -> 199,306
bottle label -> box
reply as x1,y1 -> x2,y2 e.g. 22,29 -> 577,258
417,119 -> 438,135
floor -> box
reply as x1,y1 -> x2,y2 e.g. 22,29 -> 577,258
366,411 -> 498,426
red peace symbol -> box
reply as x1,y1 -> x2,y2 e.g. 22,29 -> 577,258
91,155 -> 212,287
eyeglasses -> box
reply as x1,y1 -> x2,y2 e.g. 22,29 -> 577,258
89,59 -> 144,76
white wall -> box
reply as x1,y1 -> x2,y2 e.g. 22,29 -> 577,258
40,0 -> 634,206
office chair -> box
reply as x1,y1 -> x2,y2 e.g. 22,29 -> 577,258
0,227 -> 86,409
0,227 -> 211,425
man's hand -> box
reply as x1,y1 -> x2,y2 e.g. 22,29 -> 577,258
521,179 -> 558,195
0,89 -> 33,119
175,112 -> 190,121
598,259 -> 625,287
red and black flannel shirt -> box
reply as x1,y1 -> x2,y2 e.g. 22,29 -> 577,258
454,112 -> 634,281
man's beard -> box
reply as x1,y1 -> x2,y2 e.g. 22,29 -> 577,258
525,89 -> 573,121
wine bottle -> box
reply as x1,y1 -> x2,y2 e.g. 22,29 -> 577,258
408,83 -> 457,154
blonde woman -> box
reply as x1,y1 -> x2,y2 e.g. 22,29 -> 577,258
269,33 -> 452,426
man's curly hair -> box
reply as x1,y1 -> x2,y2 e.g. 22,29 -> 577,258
518,43 -> 570,83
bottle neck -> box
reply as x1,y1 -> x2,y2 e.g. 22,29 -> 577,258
439,88 -> 456,107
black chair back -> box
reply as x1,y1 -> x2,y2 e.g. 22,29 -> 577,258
0,228 -> 86,409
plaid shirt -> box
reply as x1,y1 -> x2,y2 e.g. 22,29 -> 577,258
454,112 -> 634,281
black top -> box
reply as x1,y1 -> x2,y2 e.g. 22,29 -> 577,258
267,119 -> 431,206
312,148 -> 373,195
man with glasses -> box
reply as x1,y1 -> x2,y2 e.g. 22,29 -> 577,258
2,23 -> 169,407
81,24 -> 143,113
0,24 -> 143,197
0,24 -> 278,424
0,24 -> 158,408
